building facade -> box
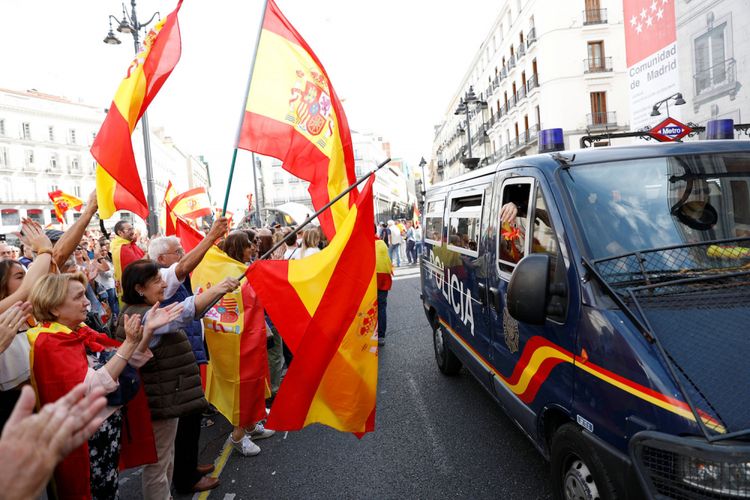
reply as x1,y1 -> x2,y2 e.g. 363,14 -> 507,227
0,88 -> 209,234
676,0 -> 749,128
432,0 -> 630,182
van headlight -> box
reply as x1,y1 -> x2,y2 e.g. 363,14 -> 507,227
678,456 -> 750,497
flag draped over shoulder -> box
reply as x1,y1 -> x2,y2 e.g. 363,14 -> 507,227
48,190 -> 83,223
237,0 -> 356,240
91,0 -> 183,220
247,177 -> 378,434
183,224 -> 269,428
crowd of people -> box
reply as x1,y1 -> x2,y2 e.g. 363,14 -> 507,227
0,190 -> 387,500
378,219 -> 421,267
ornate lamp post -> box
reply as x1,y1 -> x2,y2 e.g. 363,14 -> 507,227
454,86 -> 486,170
103,1 -> 161,236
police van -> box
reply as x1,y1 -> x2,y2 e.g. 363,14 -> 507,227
420,124 -> 750,499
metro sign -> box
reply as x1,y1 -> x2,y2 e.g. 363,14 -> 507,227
649,117 -> 692,142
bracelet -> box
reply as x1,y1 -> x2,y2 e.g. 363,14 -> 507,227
114,351 -> 130,362
35,248 -> 53,256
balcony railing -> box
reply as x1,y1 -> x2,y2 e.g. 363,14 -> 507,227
583,8 -> 607,25
584,56 -> 613,73
526,73 -> 539,92
517,43 -> 526,57
500,67 -> 508,79
516,85 -> 527,103
526,27 -> 536,47
694,58 -> 738,100
508,55 -> 516,69
587,111 -> 617,128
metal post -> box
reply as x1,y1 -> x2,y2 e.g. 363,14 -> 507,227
251,152 -> 261,223
465,107 -> 473,158
129,0 -> 159,236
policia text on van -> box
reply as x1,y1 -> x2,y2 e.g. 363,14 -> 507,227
420,131 -> 750,499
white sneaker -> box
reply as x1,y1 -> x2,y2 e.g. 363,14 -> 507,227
231,434 -> 260,456
247,421 -> 275,440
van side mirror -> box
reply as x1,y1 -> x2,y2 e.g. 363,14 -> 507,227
507,254 -> 550,325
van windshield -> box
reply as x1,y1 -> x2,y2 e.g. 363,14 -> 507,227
562,153 -> 750,259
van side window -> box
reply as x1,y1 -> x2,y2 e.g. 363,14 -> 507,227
424,199 -> 445,244
447,194 -> 482,255
498,181 -> 532,273
531,186 -> 559,272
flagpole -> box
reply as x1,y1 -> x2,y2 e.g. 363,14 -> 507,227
222,0 -> 269,217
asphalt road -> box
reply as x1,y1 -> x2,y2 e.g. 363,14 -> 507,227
121,265 -> 552,499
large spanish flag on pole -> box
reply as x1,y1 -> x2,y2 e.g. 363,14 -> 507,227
91,0 -> 183,220
187,231 -> 270,428
236,0 -> 356,240
247,177 -> 378,433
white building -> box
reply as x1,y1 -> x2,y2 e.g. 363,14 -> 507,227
432,0 -> 630,182
256,129 -> 413,224
676,0 -> 749,127
0,88 -> 209,235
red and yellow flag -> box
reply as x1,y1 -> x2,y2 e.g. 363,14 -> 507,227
161,181 -> 178,234
237,0 -> 356,240
48,190 -> 83,223
169,186 -> 212,220
246,177 -> 378,433
91,0 -> 183,220
190,244 -> 270,428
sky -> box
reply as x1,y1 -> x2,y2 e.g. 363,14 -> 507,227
0,0 -> 500,213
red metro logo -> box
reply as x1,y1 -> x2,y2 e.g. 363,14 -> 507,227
650,117 -> 692,142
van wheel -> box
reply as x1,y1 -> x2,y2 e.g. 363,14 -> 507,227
433,323 -> 462,375
550,423 -> 616,500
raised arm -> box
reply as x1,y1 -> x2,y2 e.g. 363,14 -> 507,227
52,190 -> 98,269
194,277 -> 240,317
173,217 -> 229,282
0,220 -> 53,314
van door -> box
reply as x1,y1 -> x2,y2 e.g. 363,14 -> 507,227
484,171 -> 576,438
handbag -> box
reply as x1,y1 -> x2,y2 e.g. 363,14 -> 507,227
100,350 -> 142,406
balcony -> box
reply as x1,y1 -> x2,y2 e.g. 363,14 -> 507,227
517,43 -> 526,58
693,58 -> 740,109
583,8 -> 607,25
587,111 -> 617,128
584,56 -> 613,73
526,73 -> 539,93
500,67 -> 508,80
526,27 -> 537,47
516,85 -> 527,103
508,55 -> 516,69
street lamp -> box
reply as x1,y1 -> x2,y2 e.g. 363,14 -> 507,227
454,86 -> 486,170
418,156 -> 427,210
103,1 -> 161,236
650,92 -> 687,117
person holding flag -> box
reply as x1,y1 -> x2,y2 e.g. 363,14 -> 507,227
110,220 -> 145,299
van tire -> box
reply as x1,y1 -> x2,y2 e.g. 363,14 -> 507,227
550,423 -> 616,500
433,323 -> 462,375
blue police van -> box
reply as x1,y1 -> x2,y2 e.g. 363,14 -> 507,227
420,125 -> 750,499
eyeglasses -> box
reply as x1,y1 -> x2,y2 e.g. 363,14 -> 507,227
163,249 -> 185,256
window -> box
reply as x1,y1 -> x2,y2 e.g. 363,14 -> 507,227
48,126 -> 55,142
694,23 -> 727,95
73,185 -> 81,198
22,122 -> 31,140
0,119 -> 5,136
1,209 -> 20,226
530,186 -> 567,320
68,129 -> 77,144
25,150 -> 35,167
71,157 -> 80,170
50,154 -> 58,170
26,209 -> 43,225
0,147 -> 7,166
497,180 -> 533,273
50,184 -> 59,192
424,198 -> 445,244
590,91 -> 607,125
49,209 -> 57,222
447,193 -> 483,256
587,41 -> 605,71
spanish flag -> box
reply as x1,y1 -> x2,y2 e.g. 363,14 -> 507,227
47,190 -> 83,223
169,186 -> 212,220
91,0 -> 183,220
161,181 -> 178,234
247,177 -> 378,433
191,246 -> 270,428
237,0 -> 356,240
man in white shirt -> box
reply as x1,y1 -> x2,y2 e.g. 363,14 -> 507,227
387,220 -> 402,267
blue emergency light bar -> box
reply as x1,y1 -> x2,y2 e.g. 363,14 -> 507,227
706,119 -> 734,140
539,128 -> 564,153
